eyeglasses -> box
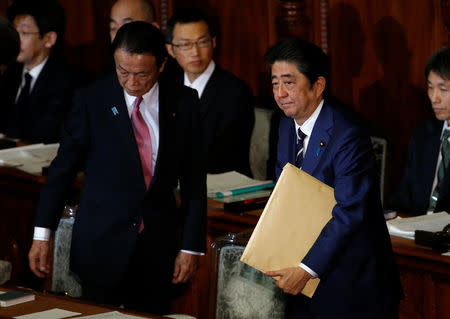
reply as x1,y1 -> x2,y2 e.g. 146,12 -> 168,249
171,38 -> 212,51
17,30 -> 40,37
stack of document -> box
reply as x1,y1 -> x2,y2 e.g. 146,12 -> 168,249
0,143 -> 59,175
387,212 -> 450,240
207,171 -> 274,199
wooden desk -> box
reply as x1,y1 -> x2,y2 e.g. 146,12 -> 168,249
391,236 -> 450,319
0,287 -> 165,318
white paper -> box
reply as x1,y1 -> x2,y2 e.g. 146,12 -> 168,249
74,311 -> 147,319
0,143 -> 59,174
387,212 -> 450,239
14,308 -> 80,319
207,171 -> 273,196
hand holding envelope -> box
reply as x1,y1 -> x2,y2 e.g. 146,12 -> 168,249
240,163 -> 336,298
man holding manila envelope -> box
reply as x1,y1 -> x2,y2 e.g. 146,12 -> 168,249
259,39 -> 402,319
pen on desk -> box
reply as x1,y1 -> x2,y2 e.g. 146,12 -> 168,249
215,183 -> 275,198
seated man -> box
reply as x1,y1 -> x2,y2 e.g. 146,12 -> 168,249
1,0 -> 80,143
390,47 -> 450,215
166,8 -> 255,176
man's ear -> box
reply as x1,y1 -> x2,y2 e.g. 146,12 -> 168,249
43,31 -> 57,49
212,36 -> 217,49
151,21 -> 160,29
166,43 -> 176,59
159,57 -> 167,73
314,76 -> 326,97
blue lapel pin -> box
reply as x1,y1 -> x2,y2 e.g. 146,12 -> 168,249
316,141 -> 326,156
111,106 -> 119,116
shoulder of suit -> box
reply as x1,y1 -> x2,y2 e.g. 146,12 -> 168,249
211,66 -> 252,91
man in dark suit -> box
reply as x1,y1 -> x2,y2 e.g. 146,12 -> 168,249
264,39 -> 402,319
28,22 -> 206,314
0,0 -> 79,143
390,48 -> 450,215
166,8 -> 254,176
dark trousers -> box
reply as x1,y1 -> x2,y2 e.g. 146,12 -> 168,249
81,231 -> 175,315
285,294 -> 399,319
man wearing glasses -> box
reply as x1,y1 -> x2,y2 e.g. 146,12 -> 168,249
166,8 -> 255,177
1,0 -> 80,143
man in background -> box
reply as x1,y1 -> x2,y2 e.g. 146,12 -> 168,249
1,0 -> 80,143
166,8 -> 255,176
390,47 -> 450,215
28,22 -> 205,315
265,38 -> 401,319
109,0 -> 158,42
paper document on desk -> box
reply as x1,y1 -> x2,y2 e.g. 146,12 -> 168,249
14,308 -> 81,319
74,311 -> 147,318
0,143 -> 59,174
207,171 -> 274,198
240,163 -> 335,298
387,212 -> 450,240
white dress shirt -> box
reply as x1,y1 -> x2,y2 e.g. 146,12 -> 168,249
183,60 -> 215,98
428,121 -> 450,214
15,57 -> 48,102
292,99 -> 324,279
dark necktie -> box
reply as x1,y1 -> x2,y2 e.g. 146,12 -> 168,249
130,96 -> 153,232
295,128 -> 307,169
429,129 -> 450,211
12,73 -> 32,136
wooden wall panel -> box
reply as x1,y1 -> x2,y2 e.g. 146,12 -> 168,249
327,0 -> 443,200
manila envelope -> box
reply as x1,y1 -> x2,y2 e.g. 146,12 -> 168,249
240,163 -> 335,297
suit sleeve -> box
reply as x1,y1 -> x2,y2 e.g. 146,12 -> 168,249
35,89 -> 89,230
179,91 -> 207,252
302,127 -> 378,276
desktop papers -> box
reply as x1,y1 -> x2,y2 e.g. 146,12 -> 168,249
387,212 -> 450,240
0,143 -> 59,175
241,163 -> 335,297
207,171 -> 273,197
14,308 -> 80,319
74,311 -> 147,318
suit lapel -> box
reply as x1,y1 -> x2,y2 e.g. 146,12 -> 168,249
199,67 -> 219,119
302,102 -> 333,175
424,120 -> 442,192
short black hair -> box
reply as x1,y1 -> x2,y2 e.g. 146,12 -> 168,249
0,17 -> 20,66
425,47 -> 450,80
166,8 -> 215,44
8,0 -> 65,42
265,38 -> 329,90
111,21 -> 167,67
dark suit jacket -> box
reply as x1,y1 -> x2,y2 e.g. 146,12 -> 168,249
389,118 -> 450,215
175,65 -> 254,176
276,101 -> 401,318
35,74 -> 206,287
0,55 -> 80,143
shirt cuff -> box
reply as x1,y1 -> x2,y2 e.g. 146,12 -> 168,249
181,249 -> 205,256
299,262 -> 318,278
33,227 -> 51,241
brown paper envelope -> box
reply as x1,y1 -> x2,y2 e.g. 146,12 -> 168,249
240,163 -> 335,297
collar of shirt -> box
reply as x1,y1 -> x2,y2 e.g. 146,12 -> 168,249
293,100 -> 324,156
22,57 -> 48,91
123,82 -> 159,117
16,57 -> 48,102
183,60 -> 215,98
440,120 -> 450,140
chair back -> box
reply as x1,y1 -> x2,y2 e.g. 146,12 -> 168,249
209,231 -> 285,319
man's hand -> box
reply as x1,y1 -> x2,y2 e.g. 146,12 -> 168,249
172,251 -> 199,284
28,240 -> 51,278
266,267 -> 312,295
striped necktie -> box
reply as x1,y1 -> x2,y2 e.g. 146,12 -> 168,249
295,128 -> 307,169
429,129 -> 450,211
